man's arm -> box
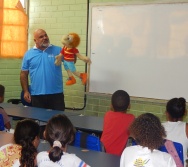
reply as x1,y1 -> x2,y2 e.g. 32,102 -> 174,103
20,70 -> 31,103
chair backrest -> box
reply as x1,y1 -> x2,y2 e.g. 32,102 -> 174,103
159,140 -> 184,166
72,131 -> 103,152
7,99 -> 22,104
7,86 -> 32,106
132,139 -> 184,166
0,114 -> 5,131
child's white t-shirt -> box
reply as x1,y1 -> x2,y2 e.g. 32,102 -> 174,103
37,151 -> 91,167
120,145 -> 176,167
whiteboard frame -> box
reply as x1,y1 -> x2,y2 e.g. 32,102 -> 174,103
87,2 -> 188,100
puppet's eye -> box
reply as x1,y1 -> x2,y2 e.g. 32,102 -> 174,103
67,36 -> 72,41
68,36 -> 72,41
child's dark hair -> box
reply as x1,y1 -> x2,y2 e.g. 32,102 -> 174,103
111,90 -> 130,111
45,114 -> 75,162
0,84 -> 5,97
129,113 -> 166,150
166,97 -> 186,120
14,119 -> 40,167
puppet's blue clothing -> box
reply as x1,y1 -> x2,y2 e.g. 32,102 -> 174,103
64,61 -> 76,72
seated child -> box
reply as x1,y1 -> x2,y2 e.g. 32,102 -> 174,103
0,119 -> 40,166
100,90 -> 135,156
120,113 -> 176,167
0,84 -> 11,130
162,97 -> 188,166
37,114 -> 91,167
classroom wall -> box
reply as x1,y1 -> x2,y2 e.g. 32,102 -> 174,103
0,59 -> 22,99
0,0 -> 187,122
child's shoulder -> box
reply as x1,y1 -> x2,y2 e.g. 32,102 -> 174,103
0,144 -> 21,166
105,110 -> 135,117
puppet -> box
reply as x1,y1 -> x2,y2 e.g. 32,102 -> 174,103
55,33 -> 91,86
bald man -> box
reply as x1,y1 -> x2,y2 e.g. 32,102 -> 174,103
20,29 -> 65,111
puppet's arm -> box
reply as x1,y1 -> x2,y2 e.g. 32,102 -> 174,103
55,53 -> 63,66
76,53 -> 91,64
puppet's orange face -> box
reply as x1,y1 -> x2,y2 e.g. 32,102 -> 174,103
61,33 -> 80,48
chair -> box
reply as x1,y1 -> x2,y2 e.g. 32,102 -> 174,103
7,99 -> 22,104
7,88 -> 32,121
132,139 -> 184,165
7,94 -> 23,121
7,87 -> 32,106
71,131 -> 104,152
0,114 -> 5,131
159,140 -> 184,166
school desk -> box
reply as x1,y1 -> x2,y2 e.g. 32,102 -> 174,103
68,115 -> 104,134
2,103 -> 104,135
0,131 -> 120,167
1,103 -> 80,122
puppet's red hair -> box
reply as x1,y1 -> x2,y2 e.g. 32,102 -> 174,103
69,33 -> 80,48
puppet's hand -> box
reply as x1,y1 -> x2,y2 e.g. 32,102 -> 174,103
55,54 -> 63,66
76,53 -> 91,64
83,57 -> 91,64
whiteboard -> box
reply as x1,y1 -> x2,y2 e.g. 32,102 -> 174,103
88,3 -> 188,100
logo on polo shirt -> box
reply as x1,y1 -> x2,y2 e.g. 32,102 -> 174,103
48,54 -> 54,58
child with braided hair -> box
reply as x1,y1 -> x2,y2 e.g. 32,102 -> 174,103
0,119 -> 40,167
37,114 -> 90,167
120,113 -> 176,167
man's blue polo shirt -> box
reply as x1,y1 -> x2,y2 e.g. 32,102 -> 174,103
21,45 -> 63,95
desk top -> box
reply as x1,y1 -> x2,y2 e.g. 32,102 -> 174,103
0,132 -> 120,167
1,103 -> 104,135
0,103 -> 22,108
68,115 -> 104,133
1,103 -> 80,122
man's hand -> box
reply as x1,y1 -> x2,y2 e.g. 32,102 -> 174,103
24,91 -> 31,103
55,54 -> 63,66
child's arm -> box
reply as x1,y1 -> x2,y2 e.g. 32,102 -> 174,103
0,109 -> 11,130
76,53 -> 91,64
5,122 -> 11,130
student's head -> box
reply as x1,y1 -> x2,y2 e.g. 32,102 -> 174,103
14,119 -> 40,167
111,90 -> 130,112
166,97 -> 186,121
129,113 -> 166,150
0,84 -> 5,103
44,114 -> 75,162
